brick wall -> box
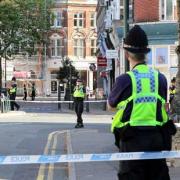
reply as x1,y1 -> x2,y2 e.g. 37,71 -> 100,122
67,6 -> 96,57
134,0 -> 159,22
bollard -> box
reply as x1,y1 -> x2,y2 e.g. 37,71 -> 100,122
58,85 -> 61,110
1,98 -> 4,113
7,97 -> 10,112
103,95 -> 107,111
70,95 -> 74,110
4,98 -> 7,113
86,95 -> 89,112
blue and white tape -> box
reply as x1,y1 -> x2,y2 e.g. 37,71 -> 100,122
8,100 -> 107,103
0,151 -> 180,165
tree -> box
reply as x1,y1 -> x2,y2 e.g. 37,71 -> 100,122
0,0 -> 53,90
57,58 -> 79,99
174,0 -> 180,121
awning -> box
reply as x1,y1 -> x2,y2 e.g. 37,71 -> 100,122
13,71 -> 31,78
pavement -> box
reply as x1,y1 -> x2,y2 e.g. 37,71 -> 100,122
0,110 -> 180,179
68,129 -> 180,180
68,129 -> 119,180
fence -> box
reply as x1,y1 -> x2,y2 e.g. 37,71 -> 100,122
0,95 -> 11,113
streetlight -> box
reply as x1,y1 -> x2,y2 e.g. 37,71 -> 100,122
65,57 -> 73,109
4,52 -> 7,88
124,0 -> 130,72
44,0 -> 47,95
58,83 -> 63,110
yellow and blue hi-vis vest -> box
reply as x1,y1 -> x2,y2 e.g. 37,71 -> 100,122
111,65 -> 168,132
9,87 -> 16,94
73,85 -> 85,98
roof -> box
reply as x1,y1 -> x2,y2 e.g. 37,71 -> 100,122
116,22 -> 178,45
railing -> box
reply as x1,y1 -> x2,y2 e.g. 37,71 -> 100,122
1,95 -> 11,113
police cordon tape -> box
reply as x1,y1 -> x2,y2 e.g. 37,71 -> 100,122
1,151 -> 180,165
8,100 -> 107,103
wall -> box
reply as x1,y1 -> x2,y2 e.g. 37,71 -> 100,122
134,0 -> 159,22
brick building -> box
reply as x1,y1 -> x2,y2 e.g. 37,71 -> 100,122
46,0 -> 97,96
97,0 -> 178,91
11,0 -> 97,97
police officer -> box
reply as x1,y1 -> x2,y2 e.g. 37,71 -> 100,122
9,83 -> 20,111
169,77 -> 176,104
108,25 -> 175,180
73,79 -> 85,128
23,84 -> 27,101
31,83 -> 36,101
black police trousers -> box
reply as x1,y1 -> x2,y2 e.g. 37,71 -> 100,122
10,96 -> 20,111
74,100 -> 84,124
118,127 -> 170,180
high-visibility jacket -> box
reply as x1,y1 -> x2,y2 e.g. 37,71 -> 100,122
111,64 -> 168,132
9,87 -> 16,94
73,85 -> 85,98
169,88 -> 176,95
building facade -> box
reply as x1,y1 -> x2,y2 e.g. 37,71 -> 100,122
133,0 -> 178,84
97,0 -> 178,95
96,0 -> 133,96
44,0 -> 98,96
9,0 -> 97,97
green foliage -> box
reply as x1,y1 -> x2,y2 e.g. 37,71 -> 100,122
0,0 -> 53,56
57,59 -> 79,86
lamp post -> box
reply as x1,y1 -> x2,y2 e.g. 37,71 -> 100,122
68,59 -> 72,109
58,82 -> 63,110
44,0 -> 47,96
4,56 -> 6,88
124,0 -> 130,72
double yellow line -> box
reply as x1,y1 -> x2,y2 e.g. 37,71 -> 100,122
36,131 -> 66,180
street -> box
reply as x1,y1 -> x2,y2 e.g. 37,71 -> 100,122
0,100 -> 179,179
0,111 -> 117,180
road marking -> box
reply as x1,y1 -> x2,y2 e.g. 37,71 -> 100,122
66,131 -> 76,180
37,130 -> 68,180
36,131 -> 59,180
47,132 -> 58,180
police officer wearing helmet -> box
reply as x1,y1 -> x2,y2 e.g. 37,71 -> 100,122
73,79 -> 85,128
108,25 -> 176,180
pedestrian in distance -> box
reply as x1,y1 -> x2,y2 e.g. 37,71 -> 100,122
8,77 -> 20,111
73,79 -> 85,128
31,83 -> 36,101
168,77 -> 176,117
108,25 -> 176,180
23,84 -> 27,101
169,77 -> 176,105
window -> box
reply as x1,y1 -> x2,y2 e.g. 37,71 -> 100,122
73,39 -> 85,57
52,11 -> 63,27
90,13 -> 96,27
170,46 -> 178,67
50,37 -> 64,57
74,13 -> 84,27
155,47 -> 168,65
90,39 -> 96,56
160,0 -> 177,20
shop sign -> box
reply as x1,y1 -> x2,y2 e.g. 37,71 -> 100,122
97,57 -> 107,67
106,50 -> 118,59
